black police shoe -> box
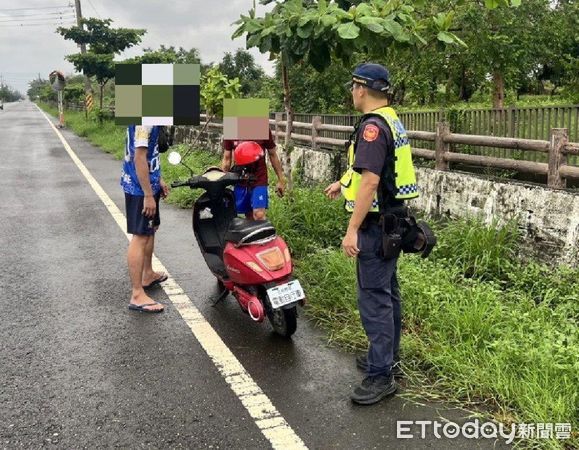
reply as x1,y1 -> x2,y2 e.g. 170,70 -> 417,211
356,355 -> 404,378
350,374 -> 397,405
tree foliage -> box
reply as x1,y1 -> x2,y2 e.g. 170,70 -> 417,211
58,18 -> 145,109
27,77 -> 84,104
235,0 -> 577,112
280,58 -> 352,113
232,0 -> 470,189
0,84 -> 23,102
127,45 -> 203,65
200,67 -> 242,118
233,0 -> 467,72
27,78 -> 51,101
218,49 -> 265,96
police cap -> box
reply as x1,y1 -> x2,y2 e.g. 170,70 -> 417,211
349,63 -> 391,93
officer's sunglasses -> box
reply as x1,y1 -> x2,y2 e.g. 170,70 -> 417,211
345,81 -> 363,92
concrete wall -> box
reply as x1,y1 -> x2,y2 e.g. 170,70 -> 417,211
174,128 -> 579,266
413,168 -> 579,265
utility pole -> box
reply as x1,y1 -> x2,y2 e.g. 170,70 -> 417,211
74,0 -> 92,95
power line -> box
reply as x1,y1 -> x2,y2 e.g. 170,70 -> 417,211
0,14 -> 76,23
86,0 -> 101,18
1,75 -> 45,78
0,10 -> 73,18
0,5 -> 73,12
0,21 -> 76,28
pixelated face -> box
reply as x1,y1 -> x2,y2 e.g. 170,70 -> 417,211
222,98 -> 269,141
115,63 -> 201,126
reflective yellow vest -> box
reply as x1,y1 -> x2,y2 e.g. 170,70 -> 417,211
340,106 -> 418,213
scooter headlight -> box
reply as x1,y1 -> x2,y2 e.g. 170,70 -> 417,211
256,247 -> 285,271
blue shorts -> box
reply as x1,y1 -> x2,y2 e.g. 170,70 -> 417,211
125,192 -> 160,236
233,185 -> 269,215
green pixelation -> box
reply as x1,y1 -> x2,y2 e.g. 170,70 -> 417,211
224,98 -> 269,118
115,85 -> 142,117
142,85 -> 173,117
115,63 -> 200,124
174,64 -> 200,85
115,64 -> 142,85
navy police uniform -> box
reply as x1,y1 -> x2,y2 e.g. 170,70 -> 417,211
353,116 -> 402,378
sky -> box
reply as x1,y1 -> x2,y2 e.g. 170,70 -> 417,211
0,0 -> 275,96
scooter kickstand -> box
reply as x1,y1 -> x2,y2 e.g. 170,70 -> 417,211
212,288 -> 229,307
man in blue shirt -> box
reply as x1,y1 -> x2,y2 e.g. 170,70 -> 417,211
121,125 -> 169,313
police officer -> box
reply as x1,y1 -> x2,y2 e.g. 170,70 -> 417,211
324,63 -> 419,405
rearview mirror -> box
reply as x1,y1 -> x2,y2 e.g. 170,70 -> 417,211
167,151 -> 182,166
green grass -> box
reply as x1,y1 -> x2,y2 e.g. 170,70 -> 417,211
267,188 -> 578,450
40,106 -> 578,449
294,231 -> 577,450
40,103 -> 126,159
160,146 -> 221,207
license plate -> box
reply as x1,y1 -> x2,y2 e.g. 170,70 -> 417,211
267,280 -> 305,309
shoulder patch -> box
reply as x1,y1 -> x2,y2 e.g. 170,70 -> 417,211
362,124 -> 379,142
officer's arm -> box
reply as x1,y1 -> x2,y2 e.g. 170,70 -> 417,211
347,170 -> 380,234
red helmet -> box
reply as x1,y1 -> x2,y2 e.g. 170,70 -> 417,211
234,141 -> 264,166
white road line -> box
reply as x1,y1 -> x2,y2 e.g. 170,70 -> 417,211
37,106 -> 308,450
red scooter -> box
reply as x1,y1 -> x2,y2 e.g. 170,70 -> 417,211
170,160 -> 304,337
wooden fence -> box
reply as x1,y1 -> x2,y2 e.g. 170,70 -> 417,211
197,113 -> 579,190
271,105 -> 579,163
58,101 -> 579,189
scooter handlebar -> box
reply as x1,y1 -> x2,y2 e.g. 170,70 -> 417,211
170,172 -> 253,190
170,180 -> 189,188
171,176 -> 201,188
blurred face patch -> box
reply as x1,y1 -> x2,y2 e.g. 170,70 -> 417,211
363,124 -> 379,142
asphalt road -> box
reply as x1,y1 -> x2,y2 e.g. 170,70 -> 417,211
0,101 -> 509,449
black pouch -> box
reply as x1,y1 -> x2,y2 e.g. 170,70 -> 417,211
157,126 -> 175,153
400,216 -> 437,258
380,213 -> 402,259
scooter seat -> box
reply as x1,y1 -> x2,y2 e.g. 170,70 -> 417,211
225,218 -> 276,245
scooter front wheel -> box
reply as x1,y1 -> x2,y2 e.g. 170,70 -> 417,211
267,307 -> 297,338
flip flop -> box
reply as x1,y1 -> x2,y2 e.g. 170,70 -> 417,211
143,273 -> 169,289
128,302 -> 164,313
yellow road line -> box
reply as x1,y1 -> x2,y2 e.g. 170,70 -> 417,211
37,106 -> 307,450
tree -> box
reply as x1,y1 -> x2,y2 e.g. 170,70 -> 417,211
232,0 -> 468,188
537,0 -> 579,100
0,84 -> 23,102
452,0 -> 548,108
58,18 -> 145,110
200,67 -> 242,119
27,78 -> 51,101
129,45 -> 203,65
218,49 -> 265,96
281,57 -> 352,113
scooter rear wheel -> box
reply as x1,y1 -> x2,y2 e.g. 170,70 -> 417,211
267,307 -> 297,338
